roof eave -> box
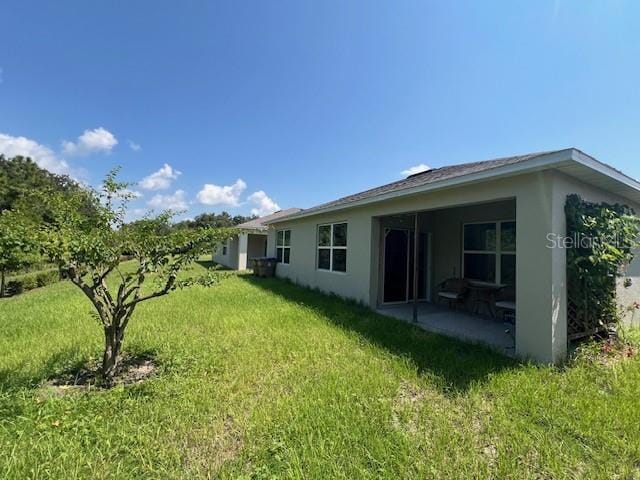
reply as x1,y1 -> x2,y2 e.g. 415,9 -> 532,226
237,226 -> 268,233
570,149 -> 640,192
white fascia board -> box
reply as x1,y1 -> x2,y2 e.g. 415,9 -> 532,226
238,227 -> 268,235
570,149 -> 640,191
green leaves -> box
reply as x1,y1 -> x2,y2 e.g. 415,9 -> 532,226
0,155 -> 82,213
175,268 -> 230,290
565,194 -> 640,331
0,209 -> 40,273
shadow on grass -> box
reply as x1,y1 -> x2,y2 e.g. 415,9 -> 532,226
0,345 -> 159,394
241,276 -> 520,393
195,259 -> 233,271
0,346 -> 85,393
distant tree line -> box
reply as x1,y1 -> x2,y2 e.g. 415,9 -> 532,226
0,155 -> 84,214
172,211 -> 256,230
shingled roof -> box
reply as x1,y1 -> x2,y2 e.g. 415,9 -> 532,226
267,149 -> 566,223
236,208 -> 303,231
309,150 -> 561,212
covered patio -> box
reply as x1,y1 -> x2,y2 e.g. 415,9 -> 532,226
373,198 -> 517,354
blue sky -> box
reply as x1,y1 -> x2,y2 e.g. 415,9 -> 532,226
1,1 -> 639,220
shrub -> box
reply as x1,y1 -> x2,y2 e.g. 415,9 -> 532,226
5,280 -> 23,295
35,270 -> 60,287
4,269 -> 61,296
20,274 -> 38,291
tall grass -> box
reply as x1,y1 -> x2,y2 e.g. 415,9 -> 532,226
0,262 -> 639,479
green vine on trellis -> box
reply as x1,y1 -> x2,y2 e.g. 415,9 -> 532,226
565,194 -> 640,332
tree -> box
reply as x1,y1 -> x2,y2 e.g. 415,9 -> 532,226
0,210 -> 38,296
0,155 -> 81,213
35,170 -> 233,381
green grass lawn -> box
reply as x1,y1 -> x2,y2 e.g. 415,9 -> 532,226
1,261 -> 639,479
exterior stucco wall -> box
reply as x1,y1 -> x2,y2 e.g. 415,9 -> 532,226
213,236 -> 239,270
267,213 -> 375,304
617,253 -> 640,327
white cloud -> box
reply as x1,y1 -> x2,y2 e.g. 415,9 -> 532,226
196,179 -> 247,206
128,140 -> 141,152
147,189 -> 187,211
62,127 -> 118,156
124,207 -> 149,224
0,133 -> 70,174
139,163 -> 182,190
247,190 -> 280,217
401,163 -> 430,176
123,189 -> 143,199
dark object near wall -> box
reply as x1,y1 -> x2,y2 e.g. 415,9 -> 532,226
252,258 -> 277,278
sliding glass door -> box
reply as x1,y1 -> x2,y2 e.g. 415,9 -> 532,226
383,228 -> 428,303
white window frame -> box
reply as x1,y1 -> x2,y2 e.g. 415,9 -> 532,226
317,222 -> 348,273
462,220 -> 516,285
222,240 -> 229,256
276,229 -> 291,264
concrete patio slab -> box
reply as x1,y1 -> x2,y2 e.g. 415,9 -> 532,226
376,303 -> 515,356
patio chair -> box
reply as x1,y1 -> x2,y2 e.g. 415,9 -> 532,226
495,286 -> 516,323
437,278 -> 469,310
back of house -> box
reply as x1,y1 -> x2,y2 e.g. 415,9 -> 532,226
264,148 -> 640,363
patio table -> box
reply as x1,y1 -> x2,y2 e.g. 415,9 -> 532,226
468,283 -> 504,318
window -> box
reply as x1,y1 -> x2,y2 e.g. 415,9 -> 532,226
463,221 -> 516,285
222,240 -> 228,256
500,221 -> 516,286
276,230 -> 291,264
317,223 -> 347,272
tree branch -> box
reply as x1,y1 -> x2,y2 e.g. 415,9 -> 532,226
69,271 -> 112,326
123,271 -> 177,308
100,279 -> 116,310
117,305 -> 137,340
100,265 -> 115,283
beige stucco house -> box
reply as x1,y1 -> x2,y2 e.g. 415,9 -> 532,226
264,148 -> 640,363
213,208 -> 302,270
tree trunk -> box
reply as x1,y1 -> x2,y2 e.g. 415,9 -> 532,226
0,270 -> 5,298
101,326 -> 123,382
